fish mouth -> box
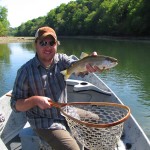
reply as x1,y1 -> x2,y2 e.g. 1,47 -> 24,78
109,61 -> 118,68
113,61 -> 118,66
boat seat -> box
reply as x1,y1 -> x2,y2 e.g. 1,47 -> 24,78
66,79 -> 111,95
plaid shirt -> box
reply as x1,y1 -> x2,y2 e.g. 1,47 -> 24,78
11,53 -> 75,129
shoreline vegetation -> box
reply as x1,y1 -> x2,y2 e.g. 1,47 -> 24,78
1,1 -> 150,39
0,36 -> 150,44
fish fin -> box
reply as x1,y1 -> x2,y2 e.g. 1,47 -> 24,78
61,70 -> 70,80
80,52 -> 89,59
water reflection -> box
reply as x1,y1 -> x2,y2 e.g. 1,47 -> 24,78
20,42 -> 35,52
0,42 -> 35,95
0,44 -> 11,93
0,38 -> 150,139
0,44 -> 11,64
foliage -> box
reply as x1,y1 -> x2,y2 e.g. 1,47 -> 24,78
1,0 -> 150,37
0,6 -> 9,36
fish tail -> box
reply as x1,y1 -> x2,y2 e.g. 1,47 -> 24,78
61,70 -> 70,80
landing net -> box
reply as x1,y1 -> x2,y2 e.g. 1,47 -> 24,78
60,102 -> 130,150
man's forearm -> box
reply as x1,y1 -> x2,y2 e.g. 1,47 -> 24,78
15,96 -> 36,112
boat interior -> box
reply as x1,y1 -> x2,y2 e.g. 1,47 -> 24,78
0,78 -> 150,150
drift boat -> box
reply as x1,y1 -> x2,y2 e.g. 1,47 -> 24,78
0,55 -> 150,150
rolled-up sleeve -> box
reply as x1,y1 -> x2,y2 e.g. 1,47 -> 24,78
60,54 -> 77,68
10,67 -> 29,112
10,97 -> 18,112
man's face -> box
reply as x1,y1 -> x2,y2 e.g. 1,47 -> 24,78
35,36 -> 57,65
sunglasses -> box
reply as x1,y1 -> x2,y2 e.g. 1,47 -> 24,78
39,40 -> 56,47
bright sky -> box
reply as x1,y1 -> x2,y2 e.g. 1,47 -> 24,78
0,0 -> 72,28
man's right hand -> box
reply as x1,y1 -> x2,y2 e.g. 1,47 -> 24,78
34,96 -> 52,109
15,96 -> 52,112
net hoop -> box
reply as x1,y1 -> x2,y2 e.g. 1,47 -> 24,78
60,102 -> 130,128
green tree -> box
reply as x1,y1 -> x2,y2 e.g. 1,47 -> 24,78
13,0 -> 150,37
0,6 -> 9,36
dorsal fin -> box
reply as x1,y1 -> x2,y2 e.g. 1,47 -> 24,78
80,52 -> 89,59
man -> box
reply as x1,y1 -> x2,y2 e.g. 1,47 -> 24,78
11,26 -> 101,150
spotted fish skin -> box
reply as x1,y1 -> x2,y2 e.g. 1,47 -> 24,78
61,55 -> 118,80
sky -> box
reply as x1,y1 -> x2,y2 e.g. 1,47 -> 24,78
0,0 -> 72,28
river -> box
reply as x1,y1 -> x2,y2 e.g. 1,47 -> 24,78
0,37 -> 150,140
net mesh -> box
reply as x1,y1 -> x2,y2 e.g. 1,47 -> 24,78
60,102 -> 130,150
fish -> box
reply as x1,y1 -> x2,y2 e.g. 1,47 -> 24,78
62,106 -> 100,120
76,108 -> 100,120
61,52 -> 118,80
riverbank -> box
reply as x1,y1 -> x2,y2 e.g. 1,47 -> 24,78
0,37 -> 35,44
60,35 -> 150,43
0,36 -> 150,44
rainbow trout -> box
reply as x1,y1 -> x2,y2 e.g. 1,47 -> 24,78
61,53 -> 118,80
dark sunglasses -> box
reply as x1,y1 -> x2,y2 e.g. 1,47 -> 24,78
39,40 -> 56,47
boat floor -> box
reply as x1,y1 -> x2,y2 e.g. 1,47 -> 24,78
6,135 -> 21,150
5,133 -> 128,150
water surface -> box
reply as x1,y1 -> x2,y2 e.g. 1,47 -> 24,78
0,38 -> 150,139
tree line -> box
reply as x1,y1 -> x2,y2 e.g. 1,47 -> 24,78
1,0 -> 150,37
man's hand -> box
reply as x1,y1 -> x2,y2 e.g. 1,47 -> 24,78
34,96 -> 52,110
78,51 -> 106,77
15,96 -> 52,112
86,64 -> 105,73
86,51 -> 105,73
